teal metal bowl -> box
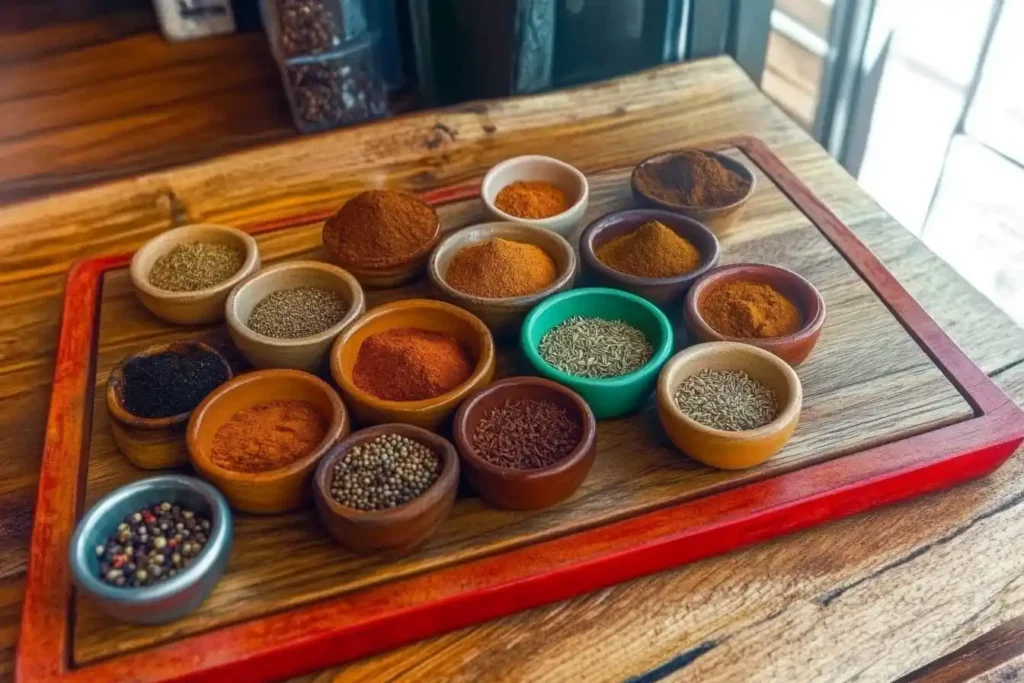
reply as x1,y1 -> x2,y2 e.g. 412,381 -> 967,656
521,288 -> 674,418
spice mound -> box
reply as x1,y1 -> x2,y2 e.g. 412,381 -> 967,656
247,286 -> 348,339
495,180 -> 570,219
121,348 -> 229,419
446,237 -> 557,298
473,398 -> 581,470
539,316 -> 654,379
148,242 -> 245,292
674,369 -> 778,431
353,328 -> 474,401
96,502 -> 211,588
330,433 -> 441,511
596,220 -> 701,278
211,400 -> 328,473
700,280 -> 803,338
323,190 -> 437,267
635,151 -> 751,208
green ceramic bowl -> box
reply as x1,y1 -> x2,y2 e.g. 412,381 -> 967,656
521,288 -> 674,418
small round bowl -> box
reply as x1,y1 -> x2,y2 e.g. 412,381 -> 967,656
453,377 -> 597,510
106,340 -> 233,470
631,150 -> 755,234
69,474 -> 232,624
427,221 -> 578,338
685,263 -> 826,366
481,155 -> 589,237
313,424 -> 459,555
330,299 -> 496,431
186,369 -> 349,514
225,260 -> 366,373
656,342 -> 802,470
520,288 -> 674,419
130,224 -> 260,325
580,209 -> 720,306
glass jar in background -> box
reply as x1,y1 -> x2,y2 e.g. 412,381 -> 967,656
263,0 -> 367,59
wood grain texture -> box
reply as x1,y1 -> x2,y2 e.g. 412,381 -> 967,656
1,57 -> 1023,682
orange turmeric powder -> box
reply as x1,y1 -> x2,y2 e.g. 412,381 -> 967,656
700,281 -> 802,338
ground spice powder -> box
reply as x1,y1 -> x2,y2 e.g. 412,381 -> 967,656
635,151 -> 750,208
323,190 -> 437,266
595,220 -> 701,278
494,180 -> 570,219
210,400 -> 327,473
700,280 -> 803,338
446,237 -> 557,298
353,328 -> 474,401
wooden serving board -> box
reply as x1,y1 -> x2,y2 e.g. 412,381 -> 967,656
18,138 -> 1024,683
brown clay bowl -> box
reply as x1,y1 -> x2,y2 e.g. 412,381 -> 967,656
579,209 -> 720,306
106,340 -> 233,470
186,369 -> 349,514
656,342 -> 802,470
312,424 -> 459,555
452,377 -> 597,510
684,263 -> 826,367
330,299 -> 496,430
631,150 -> 755,235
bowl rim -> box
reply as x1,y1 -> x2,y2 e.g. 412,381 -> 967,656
129,224 -> 260,302
656,341 -> 803,440
631,149 -> 756,213
324,190 -> 442,270
185,368 -> 349,483
480,155 -> 589,227
106,340 -> 234,429
68,474 -> 232,605
579,208 -> 721,286
684,263 -> 827,349
520,287 -> 675,390
452,376 -> 597,479
224,260 -> 366,349
427,221 -> 578,306
313,423 -> 460,523
330,298 -> 497,410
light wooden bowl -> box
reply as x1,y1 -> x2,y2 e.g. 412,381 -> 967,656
186,369 -> 349,514
427,222 -> 577,338
225,260 -> 365,373
106,340 -> 233,470
130,224 -> 260,325
330,299 -> 496,431
656,342 -> 802,470
313,424 -> 459,555
480,155 -> 589,237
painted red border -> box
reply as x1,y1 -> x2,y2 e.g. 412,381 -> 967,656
16,137 -> 1024,682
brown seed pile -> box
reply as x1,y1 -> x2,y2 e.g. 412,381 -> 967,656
330,433 -> 441,510
673,369 -> 778,431
472,399 -> 581,470
148,242 -> 244,292
246,286 -> 348,339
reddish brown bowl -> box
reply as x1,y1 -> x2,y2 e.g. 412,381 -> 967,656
684,264 -> 826,366
453,377 -> 597,510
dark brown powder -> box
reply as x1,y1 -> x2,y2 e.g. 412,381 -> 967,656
635,150 -> 750,208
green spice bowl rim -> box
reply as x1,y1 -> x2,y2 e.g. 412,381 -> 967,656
520,287 -> 675,390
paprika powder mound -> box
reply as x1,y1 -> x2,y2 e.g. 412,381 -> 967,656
323,190 -> 438,267
635,151 -> 750,208
210,400 -> 328,473
596,220 -> 701,278
494,181 -> 570,219
446,237 -> 557,298
700,280 -> 803,338
353,327 -> 474,401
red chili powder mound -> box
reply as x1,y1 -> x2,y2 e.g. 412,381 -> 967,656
352,328 -> 474,401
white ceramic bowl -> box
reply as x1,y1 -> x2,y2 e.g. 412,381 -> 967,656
480,155 -> 589,237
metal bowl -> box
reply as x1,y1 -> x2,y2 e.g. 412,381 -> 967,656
69,475 -> 232,624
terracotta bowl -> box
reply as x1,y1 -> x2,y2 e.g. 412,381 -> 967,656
106,340 -> 233,470
480,155 -> 590,237
631,150 -> 755,235
656,342 -> 802,470
225,260 -> 365,373
579,208 -> 720,307
685,263 -> 826,366
427,221 -> 578,338
186,369 -> 349,514
330,299 -> 496,430
130,224 -> 260,325
453,377 -> 597,510
312,424 -> 459,555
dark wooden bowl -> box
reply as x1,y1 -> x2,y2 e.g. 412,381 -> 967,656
580,209 -> 720,307
684,263 -> 826,366
312,424 -> 459,555
452,377 -> 597,510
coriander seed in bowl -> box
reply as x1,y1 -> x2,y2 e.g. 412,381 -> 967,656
149,243 -> 245,292
246,286 -> 348,339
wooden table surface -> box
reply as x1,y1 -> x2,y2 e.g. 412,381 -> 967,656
3,55 -> 1024,682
